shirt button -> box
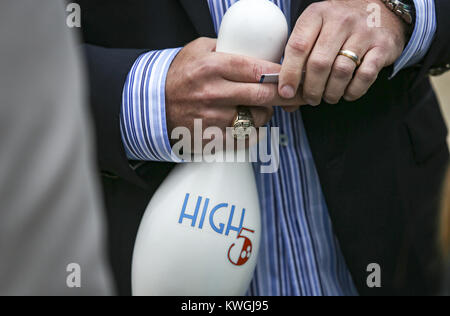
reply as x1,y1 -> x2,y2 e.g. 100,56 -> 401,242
280,134 -> 289,147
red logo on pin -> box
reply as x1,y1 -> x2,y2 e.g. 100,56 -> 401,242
227,228 -> 255,266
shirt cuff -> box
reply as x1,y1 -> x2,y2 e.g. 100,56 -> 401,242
392,0 -> 437,77
120,48 -> 183,162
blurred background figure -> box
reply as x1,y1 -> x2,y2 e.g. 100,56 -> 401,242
0,0 -> 113,295
441,167 -> 450,295
432,75 -> 450,296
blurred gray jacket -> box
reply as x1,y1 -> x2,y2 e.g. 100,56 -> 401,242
0,0 -> 113,295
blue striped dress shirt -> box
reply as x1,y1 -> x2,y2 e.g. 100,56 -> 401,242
120,0 -> 437,296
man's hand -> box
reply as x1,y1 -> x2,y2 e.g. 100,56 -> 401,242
279,0 -> 407,106
166,37 -> 304,146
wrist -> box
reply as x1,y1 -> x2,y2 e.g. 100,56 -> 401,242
380,0 -> 415,35
368,0 -> 409,48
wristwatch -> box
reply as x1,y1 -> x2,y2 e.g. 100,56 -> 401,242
380,0 -> 415,25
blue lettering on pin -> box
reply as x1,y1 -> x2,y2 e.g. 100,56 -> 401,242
178,193 -> 246,237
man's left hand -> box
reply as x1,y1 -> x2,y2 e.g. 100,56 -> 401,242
279,0 -> 408,107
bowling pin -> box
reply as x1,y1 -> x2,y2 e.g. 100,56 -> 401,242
132,0 -> 288,296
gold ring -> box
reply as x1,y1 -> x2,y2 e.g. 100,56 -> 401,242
232,106 -> 255,140
338,50 -> 361,67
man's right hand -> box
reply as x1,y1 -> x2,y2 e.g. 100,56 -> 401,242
166,38 -> 304,147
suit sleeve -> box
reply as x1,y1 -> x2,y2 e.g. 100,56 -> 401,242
414,0 -> 450,84
82,44 -> 152,188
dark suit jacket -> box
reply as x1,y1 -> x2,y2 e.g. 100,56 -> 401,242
77,0 -> 450,296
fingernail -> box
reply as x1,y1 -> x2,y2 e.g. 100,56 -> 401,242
280,85 -> 295,99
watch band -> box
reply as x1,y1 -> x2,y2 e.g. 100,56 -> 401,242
380,0 -> 415,25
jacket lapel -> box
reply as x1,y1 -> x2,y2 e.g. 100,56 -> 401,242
291,0 -> 315,26
179,0 -> 216,37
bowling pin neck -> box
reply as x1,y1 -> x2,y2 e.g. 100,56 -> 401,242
191,148 -> 255,164
216,0 -> 288,62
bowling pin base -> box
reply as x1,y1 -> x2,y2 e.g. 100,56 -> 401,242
132,162 -> 261,296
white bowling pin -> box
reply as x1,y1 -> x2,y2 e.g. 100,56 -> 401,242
132,0 -> 288,296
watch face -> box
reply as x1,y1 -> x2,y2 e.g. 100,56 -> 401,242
386,0 -> 415,25
401,0 -> 415,11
